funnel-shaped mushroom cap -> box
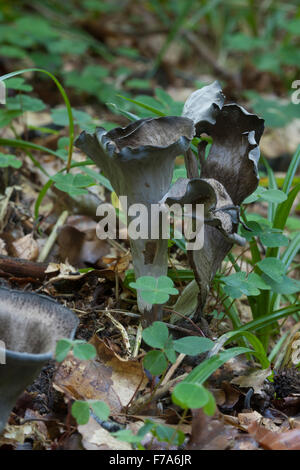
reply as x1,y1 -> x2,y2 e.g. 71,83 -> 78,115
182,80 -> 225,130
200,104 -> 265,205
181,86 -> 265,313
76,117 -> 195,322
0,288 -> 78,434
75,116 -> 195,206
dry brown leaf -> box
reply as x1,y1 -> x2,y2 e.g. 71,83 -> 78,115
11,233 -> 39,261
231,367 -> 272,394
53,338 -> 147,414
248,421 -> 300,450
102,251 -> 131,274
186,409 -> 233,450
58,224 -> 110,267
78,416 -> 131,450
238,411 -> 262,428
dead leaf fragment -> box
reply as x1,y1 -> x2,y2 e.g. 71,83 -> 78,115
11,233 -> 39,261
248,422 -> 300,450
53,339 -> 147,414
78,416 -> 131,450
231,367 -> 272,394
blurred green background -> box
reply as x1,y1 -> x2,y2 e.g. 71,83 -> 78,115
0,0 -> 299,158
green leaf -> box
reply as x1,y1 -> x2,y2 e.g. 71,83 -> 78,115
240,219 -> 289,247
203,390 -> 216,416
184,347 -> 252,384
243,187 -> 287,204
71,401 -> 90,425
259,189 -> 287,203
282,145 -> 300,195
257,258 -> 286,283
154,425 -> 185,446
7,94 -> 46,112
261,274 -> 300,295
55,339 -> 73,362
83,167 -> 113,191
164,337 -> 177,363
5,77 -> 32,92
51,173 -> 95,196
0,109 -> 23,127
0,67 -> 75,173
1,45 -> 27,59
118,94 -> 166,117
220,331 -> 269,369
51,107 -> 95,130
238,304 -> 300,333
173,337 -> 214,356
221,272 -> 260,298
259,231 -> 289,248
90,401 -> 110,421
48,38 -> 88,55
112,429 -> 142,444
142,321 -> 169,349
125,78 -> 151,89
0,153 -> 22,169
73,343 -> 97,361
143,350 -> 168,376
246,92 -> 300,128
225,33 -> 265,51
130,275 -> 178,305
243,186 -> 267,204
247,273 -> 271,290
172,383 -> 210,409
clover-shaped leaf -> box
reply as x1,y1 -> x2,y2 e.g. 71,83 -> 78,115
244,187 -> 287,204
240,219 -> 289,247
257,258 -> 286,283
0,153 -> 22,169
173,336 -> 214,356
172,383 -> 212,410
220,272 -> 261,298
52,173 -> 95,196
143,350 -> 168,376
71,401 -> 90,425
129,275 -> 178,305
142,321 -> 169,349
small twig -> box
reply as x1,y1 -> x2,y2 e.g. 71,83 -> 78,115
164,321 -> 202,336
37,210 -> 69,262
163,307 -> 205,336
161,353 -> 186,386
133,323 -> 143,358
0,255 -> 48,279
0,186 -> 14,232
104,310 -> 132,355
128,373 -> 187,415
95,308 -> 140,318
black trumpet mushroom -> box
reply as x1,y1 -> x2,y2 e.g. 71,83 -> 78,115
0,287 -> 78,434
76,116 -> 195,324
180,82 -> 265,319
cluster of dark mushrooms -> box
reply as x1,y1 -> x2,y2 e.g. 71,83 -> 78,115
76,81 -> 265,325
0,82 -> 264,434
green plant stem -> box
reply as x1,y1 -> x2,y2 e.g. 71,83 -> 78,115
0,68 -> 74,172
37,210 -> 68,262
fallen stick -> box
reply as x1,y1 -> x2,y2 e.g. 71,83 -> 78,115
127,373 -> 187,415
0,255 -> 48,280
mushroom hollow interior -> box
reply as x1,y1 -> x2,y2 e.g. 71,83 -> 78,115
0,288 -> 78,355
